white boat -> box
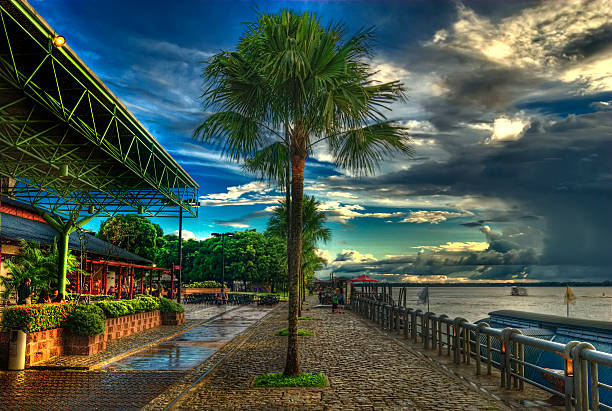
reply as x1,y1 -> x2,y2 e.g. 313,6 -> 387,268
511,286 -> 528,296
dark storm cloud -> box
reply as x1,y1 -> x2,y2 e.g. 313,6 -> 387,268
325,110 -> 612,276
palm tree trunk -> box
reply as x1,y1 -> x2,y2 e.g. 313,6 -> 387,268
284,146 -> 305,377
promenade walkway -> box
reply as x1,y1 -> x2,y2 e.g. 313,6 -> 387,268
169,297 -> 508,410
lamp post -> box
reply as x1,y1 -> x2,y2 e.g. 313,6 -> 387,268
211,232 -> 235,296
177,200 -> 200,303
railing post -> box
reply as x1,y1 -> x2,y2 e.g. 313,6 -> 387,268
411,309 -> 418,342
395,307 -> 400,333
564,341 -> 580,411
475,323 -> 489,375
501,328 -> 522,389
403,308 -> 409,339
438,314 -> 448,356
431,315 -> 437,349
453,317 -> 467,364
590,355 -> 599,411
571,342 -> 596,411
423,312 -> 432,349
486,334 -> 492,375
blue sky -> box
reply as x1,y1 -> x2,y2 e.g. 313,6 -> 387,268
32,0 -> 612,282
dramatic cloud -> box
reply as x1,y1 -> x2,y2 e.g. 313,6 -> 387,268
199,181 -> 282,207
319,201 -> 404,224
400,210 -> 472,224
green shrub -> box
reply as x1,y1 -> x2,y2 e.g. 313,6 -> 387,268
96,300 -> 135,318
133,295 -> 161,311
1,303 -> 76,333
275,328 -> 314,336
65,304 -> 105,336
158,297 -> 185,313
184,281 -> 223,288
298,317 -> 312,320
253,373 -> 326,387
129,298 -> 147,313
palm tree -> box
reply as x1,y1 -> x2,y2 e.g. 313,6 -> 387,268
266,196 -> 331,314
194,10 -> 413,375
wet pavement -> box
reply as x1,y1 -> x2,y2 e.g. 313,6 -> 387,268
0,304 -> 274,410
102,308 -> 267,371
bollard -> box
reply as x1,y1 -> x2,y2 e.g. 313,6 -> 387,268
8,330 -> 27,370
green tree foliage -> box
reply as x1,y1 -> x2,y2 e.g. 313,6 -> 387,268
154,231 -> 287,292
266,196 -> 330,289
194,10 -> 412,375
1,239 -> 81,299
97,214 -> 164,261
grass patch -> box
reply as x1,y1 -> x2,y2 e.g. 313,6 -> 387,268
254,373 -> 326,387
298,316 -> 312,320
276,328 -> 314,336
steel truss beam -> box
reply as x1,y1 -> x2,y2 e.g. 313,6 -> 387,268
0,0 -> 198,218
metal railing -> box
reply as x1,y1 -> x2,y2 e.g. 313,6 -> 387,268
351,293 -> 612,411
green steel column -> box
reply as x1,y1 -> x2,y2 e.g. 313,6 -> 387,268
58,231 -> 69,295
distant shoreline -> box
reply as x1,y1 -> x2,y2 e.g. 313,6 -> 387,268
345,281 -> 612,287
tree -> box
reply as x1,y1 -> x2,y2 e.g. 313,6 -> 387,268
1,239 -> 81,299
97,214 -> 163,261
194,10 -> 412,375
266,196 -> 331,314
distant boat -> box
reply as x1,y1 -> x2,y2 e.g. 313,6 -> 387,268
511,286 -> 528,296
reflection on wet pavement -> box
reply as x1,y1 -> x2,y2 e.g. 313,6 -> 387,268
103,305 -> 273,371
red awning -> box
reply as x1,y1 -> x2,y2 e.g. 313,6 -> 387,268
348,274 -> 378,282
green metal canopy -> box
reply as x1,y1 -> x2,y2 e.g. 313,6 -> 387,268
0,0 -> 198,218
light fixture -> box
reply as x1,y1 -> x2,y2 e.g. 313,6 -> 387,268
53,35 -> 66,48
88,205 -> 95,214
59,164 -> 69,177
138,205 -> 145,214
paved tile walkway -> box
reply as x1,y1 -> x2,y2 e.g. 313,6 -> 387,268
170,298 -> 509,410
36,304 -> 232,369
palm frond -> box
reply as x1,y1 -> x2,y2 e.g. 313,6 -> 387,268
329,122 -> 414,175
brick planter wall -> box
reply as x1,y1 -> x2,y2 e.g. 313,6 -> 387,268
0,310 -> 166,368
162,311 -> 185,326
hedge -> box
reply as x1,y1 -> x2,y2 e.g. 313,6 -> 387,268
1,296 -> 184,333
183,281 -> 223,288
158,297 -> 185,313
0,303 -> 76,333
64,304 -> 105,336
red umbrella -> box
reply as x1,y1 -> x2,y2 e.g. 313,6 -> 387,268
348,274 -> 378,282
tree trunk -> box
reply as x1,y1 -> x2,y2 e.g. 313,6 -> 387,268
284,145 -> 305,377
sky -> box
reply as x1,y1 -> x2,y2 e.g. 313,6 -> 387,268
31,0 -> 612,282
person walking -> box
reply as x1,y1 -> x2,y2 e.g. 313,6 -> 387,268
338,288 -> 345,314
331,289 -> 339,313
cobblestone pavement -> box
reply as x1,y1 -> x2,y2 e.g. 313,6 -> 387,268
0,304 -> 270,411
171,298 -> 509,410
37,304 -> 231,369
0,370 -> 186,410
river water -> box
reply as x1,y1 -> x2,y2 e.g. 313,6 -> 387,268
367,286 -> 612,323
